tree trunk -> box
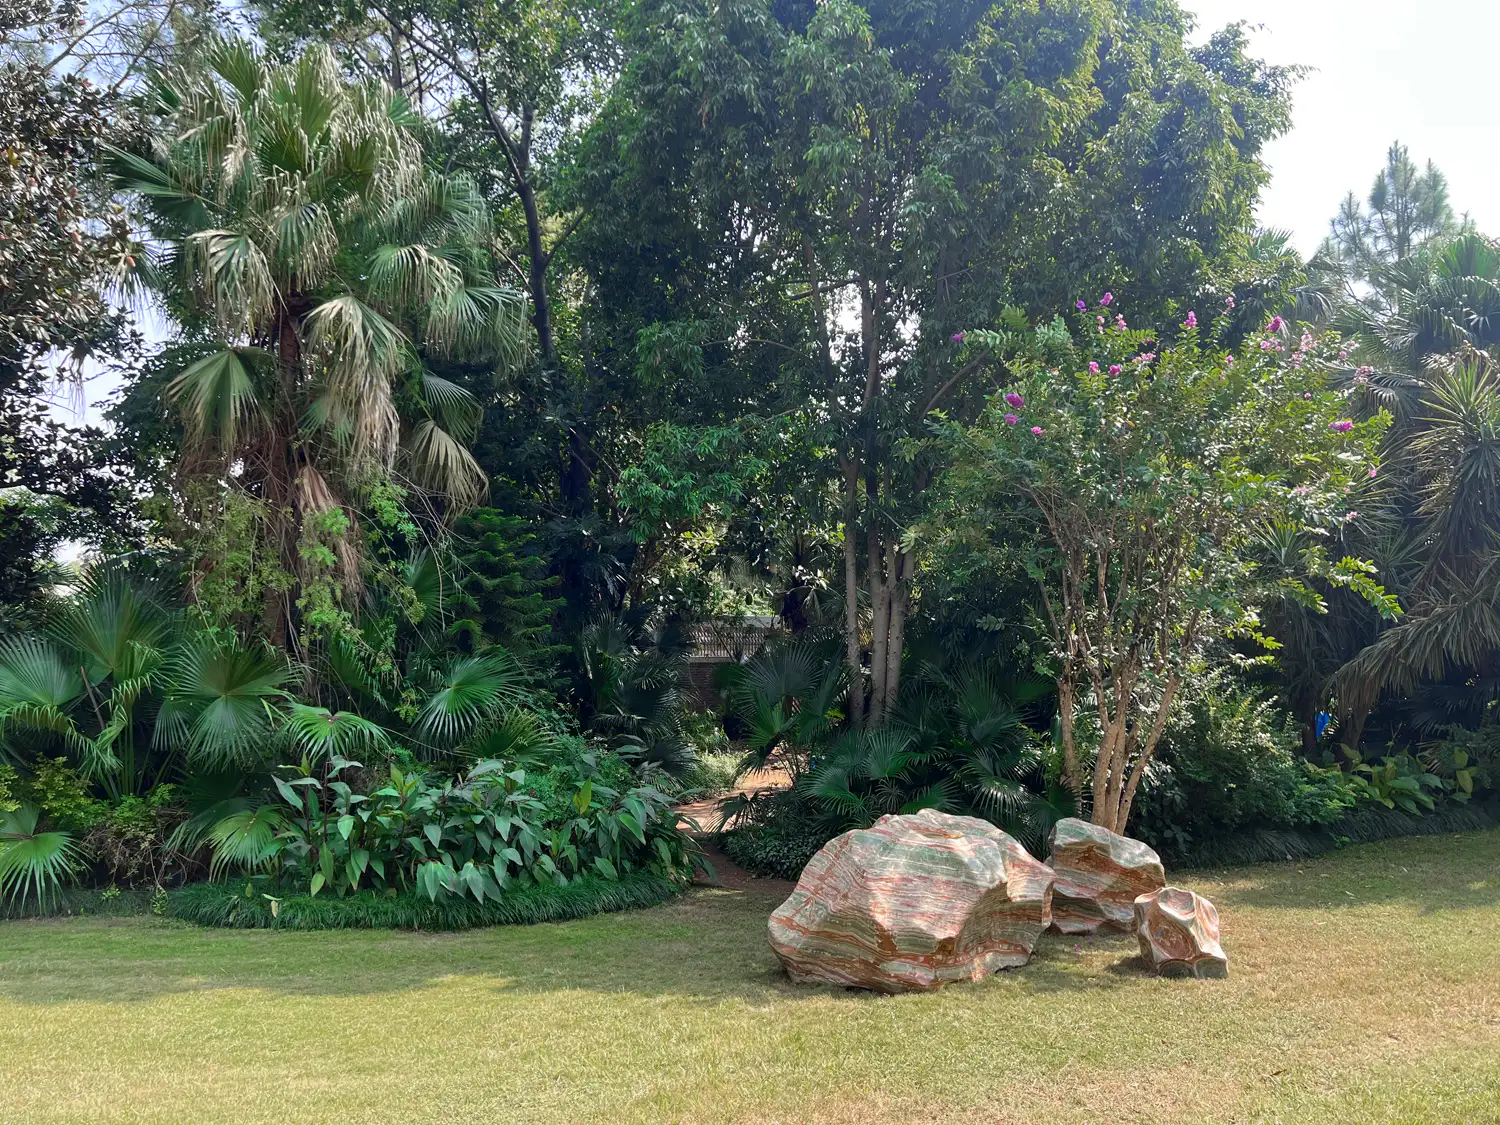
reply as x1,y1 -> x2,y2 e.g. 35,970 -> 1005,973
1056,674 -> 1082,803
883,556 -> 909,716
841,457 -> 864,729
867,543 -> 891,726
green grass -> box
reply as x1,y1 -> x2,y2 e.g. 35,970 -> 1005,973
1,831 -> 1498,1124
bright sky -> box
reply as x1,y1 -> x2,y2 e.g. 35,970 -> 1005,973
1186,0 -> 1500,255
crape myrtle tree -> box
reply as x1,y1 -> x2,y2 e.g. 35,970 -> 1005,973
934,308 -> 1397,832
569,0 -> 1298,727
116,40 -> 527,653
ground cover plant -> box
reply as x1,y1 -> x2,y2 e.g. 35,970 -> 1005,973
1,830 -> 1497,1124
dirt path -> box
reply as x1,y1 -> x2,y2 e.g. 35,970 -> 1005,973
689,837 -> 796,898
676,763 -> 797,899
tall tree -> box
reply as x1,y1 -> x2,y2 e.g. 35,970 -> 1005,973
572,0 -> 1296,725
1324,142 -> 1458,284
116,40 -> 527,651
254,0 -> 618,514
0,0 -> 137,620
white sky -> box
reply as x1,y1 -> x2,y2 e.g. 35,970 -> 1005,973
1186,0 -> 1500,255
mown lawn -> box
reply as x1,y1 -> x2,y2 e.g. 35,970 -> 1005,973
1,831 -> 1498,1125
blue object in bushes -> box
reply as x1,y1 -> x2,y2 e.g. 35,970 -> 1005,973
1315,711 -> 1332,740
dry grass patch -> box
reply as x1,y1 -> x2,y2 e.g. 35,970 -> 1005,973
0,830 -> 1497,1124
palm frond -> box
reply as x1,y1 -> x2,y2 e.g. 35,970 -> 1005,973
0,804 -> 81,911
413,652 -> 527,748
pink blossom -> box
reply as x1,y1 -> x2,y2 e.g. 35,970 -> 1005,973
1225,294 -> 1236,309
1108,365 -> 1122,375
1076,300 -> 1088,311
1135,352 -> 1156,365
1031,426 -> 1044,435
1101,292 -> 1114,307
1301,332 -> 1315,351
1225,355 -> 1235,366
1089,361 -> 1100,374
1097,315 -> 1106,325
1304,392 -> 1313,399
1115,315 -> 1128,330
1004,392 -> 1024,409
1346,511 -> 1359,522
1268,316 -> 1284,333
951,332 -> 965,344
1183,311 -> 1198,329
1338,350 -> 1348,361
1292,485 -> 1312,496
1368,467 -> 1378,479
1330,420 -> 1354,433
1004,413 -> 1018,425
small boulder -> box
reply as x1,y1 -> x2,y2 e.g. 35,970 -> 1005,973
768,809 -> 1054,993
1046,817 -> 1165,934
1133,886 -> 1228,978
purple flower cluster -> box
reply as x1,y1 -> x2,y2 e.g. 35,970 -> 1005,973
1330,420 -> 1354,433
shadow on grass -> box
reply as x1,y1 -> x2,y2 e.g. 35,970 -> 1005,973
0,828 -> 1494,1008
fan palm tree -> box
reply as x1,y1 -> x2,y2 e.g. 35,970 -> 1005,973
115,39 -> 527,649
1263,231 -> 1500,745
0,567 -> 293,795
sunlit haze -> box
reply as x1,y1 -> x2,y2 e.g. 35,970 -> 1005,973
1187,0 -> 1500,254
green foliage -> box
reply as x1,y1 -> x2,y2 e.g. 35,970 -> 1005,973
169,869 -> 681,931
452,509 -> 564,660
722,640 -> 1069,851
206,751 -> 698,902
115,38 -> 527,648
17,757 -> 104,832
1422,717 -> 1500,802
1160,802 -> 1497,871
1325,143 -> 1458,283
83,785 -> 190,888
573,614 -> 693,772
938,305 -> 1396,830
1343,752 -> 1445,815
1130,676 -> 1361,857
0,801 -> 81,912
721,792 -> 834,881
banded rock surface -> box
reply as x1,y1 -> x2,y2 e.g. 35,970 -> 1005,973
1133,886 -> 1228,978
1047,817 -> 1165,934
768,809 -> 1054,993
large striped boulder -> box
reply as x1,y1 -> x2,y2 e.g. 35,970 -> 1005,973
767,809 -> 1055,992
1046,817 -> 1165,934
1133,886 -> 1228,978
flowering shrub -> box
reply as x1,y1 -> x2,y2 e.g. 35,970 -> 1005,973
937,299 -> 1399,832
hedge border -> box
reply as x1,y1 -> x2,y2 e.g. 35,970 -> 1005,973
724,803 -> 1500,880
1163,802 -> 1499,870
167,869 -> 684,931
